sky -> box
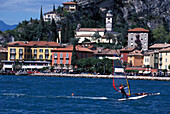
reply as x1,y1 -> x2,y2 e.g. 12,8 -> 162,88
0,0 -> 68,25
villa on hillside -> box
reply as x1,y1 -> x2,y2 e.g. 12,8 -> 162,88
62,2 -> 77,13
44,11 -> 61,22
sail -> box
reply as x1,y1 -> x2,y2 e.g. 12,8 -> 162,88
112,51 -> 131,96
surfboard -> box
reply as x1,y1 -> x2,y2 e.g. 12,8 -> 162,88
118,95 -> 147,101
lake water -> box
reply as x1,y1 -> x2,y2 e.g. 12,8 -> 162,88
0,75 -> 169,114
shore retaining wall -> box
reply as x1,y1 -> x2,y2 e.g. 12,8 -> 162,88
30,73 -> 170,81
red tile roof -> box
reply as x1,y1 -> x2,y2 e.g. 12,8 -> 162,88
93,48 -> 120,55
78,28 -> 105,32
127,50 -> 143,56
149,43 -> 170,49
7,41 -> 60,47
159,47 -> 170,52
52,45 -> 93,53
62,2 -> 77,5
120,47 -> 135,52
128,28 -> 149,32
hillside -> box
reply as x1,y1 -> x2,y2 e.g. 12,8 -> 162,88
76,0 -> 170,31
0,20 -> 17,32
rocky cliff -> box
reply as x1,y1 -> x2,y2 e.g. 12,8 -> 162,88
76,0 -> 170,31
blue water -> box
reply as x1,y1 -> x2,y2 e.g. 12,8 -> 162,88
0,75 -> 169,114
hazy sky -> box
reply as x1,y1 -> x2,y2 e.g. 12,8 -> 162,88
0,0 -> 68,25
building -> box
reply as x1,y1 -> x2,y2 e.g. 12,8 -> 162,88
120,47 -> 135,64
76,10 -> 117,44
127,50 -> 143,67
127,28 -> 149,50
158,47 -> 170,71
51,45 -> 94,71
2,60 -> 50,71
62,2 -> 77,13
0,46 -> 8,68
44,11 -> 61,22
149,43 -> 170,51
7,41 -> 63,61
143,51 -> 159,69
93,48 -> 120,60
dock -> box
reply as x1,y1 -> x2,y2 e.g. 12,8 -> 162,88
30,73 -> 170,81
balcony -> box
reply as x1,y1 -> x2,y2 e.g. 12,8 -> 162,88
33,52 -> 37,54
60,56 -> 63,59
66,56 -> 69,59
10,51 -> 16,54
19,51 -> 23,54
45,52 -> 49,55
54,56 -> 58,58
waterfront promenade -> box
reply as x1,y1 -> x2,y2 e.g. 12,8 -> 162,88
30,73 -> 170,81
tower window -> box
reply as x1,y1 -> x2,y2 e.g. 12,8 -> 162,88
108,21 -> 110,23
108,18 -> 110,20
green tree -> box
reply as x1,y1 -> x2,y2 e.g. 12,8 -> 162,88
152,24 -> 168,43
53,4 -> 55,12
57,5 -> 62,13
105,32 -> 116,44
50,18 -> 58,41
92,32 -> 101,43
71,38 -> 79,71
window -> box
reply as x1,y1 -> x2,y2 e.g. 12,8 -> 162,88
19,49 -> 23,53
60,60 -> 63,64
54,53 -> 58,58
60,53 -> 63,58
39,55 -> 43,59
10,55 -> 15,59
39,49 -> 43,53
54,59 -> 57,64
121,54 -> 123,58
19,55 -> 22,60
45,49 -> 49,54
166,52 -> 167,56
71,5 -> 75,7
34,55 -> 37,59
108,18 -> 110,20
34,49 -> 37,54
66,53 -> 69,58
165,65 -> 167,69
66,60 -> 69,64
131,38 -> 133,40
45,55 -> 49,59
165,58 -> 167,62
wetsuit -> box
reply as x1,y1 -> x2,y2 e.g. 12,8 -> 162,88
119,86 -> 128,98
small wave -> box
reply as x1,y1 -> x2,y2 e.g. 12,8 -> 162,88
63,96 -> 108,100
2,93 -> 26,97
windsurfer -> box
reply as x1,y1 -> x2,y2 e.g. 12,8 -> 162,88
119,84 -> 128,98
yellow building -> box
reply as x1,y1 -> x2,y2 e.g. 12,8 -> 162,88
127,50 -> 143,67
159,47 -> 170,70
62,2 -> 77,13
7,41 -> 62,61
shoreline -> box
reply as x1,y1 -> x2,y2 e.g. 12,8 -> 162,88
30,73 -> 170,81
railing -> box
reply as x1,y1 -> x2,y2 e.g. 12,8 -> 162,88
10,51 -> 16,54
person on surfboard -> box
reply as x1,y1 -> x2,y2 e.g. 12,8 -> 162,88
119,84 -> 128,98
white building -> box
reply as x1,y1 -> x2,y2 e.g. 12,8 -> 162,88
2,60 -> 50,71
127,28 -> 149,50
44,11 -> 61,22
76,10 -> 117,44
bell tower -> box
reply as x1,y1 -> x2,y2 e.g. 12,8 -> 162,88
106,10 -> 113,32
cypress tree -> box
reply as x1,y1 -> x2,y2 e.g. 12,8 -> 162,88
53,4 -> 55,12
40,5 -> 44,27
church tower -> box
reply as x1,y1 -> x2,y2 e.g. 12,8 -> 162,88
106,10 -> 113,32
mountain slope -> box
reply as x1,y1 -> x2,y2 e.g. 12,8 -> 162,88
0,20 -> 17,32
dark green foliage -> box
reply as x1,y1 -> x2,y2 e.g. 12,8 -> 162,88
53,4 -> 55,12
77,57 -> 113,74
57,5 -> 63,13
71,38 -> 79,70
134,35 -> 142,50
50,18 -> 58,41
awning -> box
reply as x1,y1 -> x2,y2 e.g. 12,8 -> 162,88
138,71 -> 143,73
143,71 -> 151,74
